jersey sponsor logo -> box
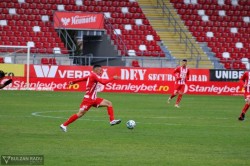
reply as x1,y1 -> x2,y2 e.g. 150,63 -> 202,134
96,83 -> 105,92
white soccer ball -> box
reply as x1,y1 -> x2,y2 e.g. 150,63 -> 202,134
126,120 -> 136,129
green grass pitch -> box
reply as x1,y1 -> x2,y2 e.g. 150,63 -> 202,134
0,91 -> 250,166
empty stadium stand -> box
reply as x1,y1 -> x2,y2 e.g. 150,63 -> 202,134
170,0 -> 250,69
0,0 -> 165,59
137,0 -> 214,68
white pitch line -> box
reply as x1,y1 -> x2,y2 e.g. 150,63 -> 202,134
140,116 -> 229,120
30,110 -> 248,128
31,110 -> 106,122
31,110 -> 229,120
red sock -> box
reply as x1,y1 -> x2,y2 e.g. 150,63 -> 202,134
242,104 -> 250,114
170,94 -> 176,99
63,114 -> 79,126
107,106 -> 114,122
176,94 -> 183,105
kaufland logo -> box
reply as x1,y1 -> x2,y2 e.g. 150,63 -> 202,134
34,65 -> 58,78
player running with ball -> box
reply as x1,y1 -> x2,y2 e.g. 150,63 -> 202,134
168,59 -> 190,108
60,65 -> 121,132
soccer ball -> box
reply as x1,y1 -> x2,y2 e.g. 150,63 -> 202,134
126,120 -> 136,129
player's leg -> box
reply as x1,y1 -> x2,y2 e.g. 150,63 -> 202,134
175,92 -> 182,108
99,99 -> 121,126
63,109 -> 87,126
60,99 -> 90,132
175,85 -> 185,108
168,89 -> 178,103
238,95 -> 250,121
99,99 -> 114,121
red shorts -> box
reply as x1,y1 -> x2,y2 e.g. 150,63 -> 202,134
79,98 -> 104,111
174,84 -> 185,93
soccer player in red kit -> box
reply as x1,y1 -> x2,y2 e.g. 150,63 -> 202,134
238,71 -> 250,121
168,59 -> 190,108
60,65 -> 121,132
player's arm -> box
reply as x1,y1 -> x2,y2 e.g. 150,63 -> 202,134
186,69 -> 190,82
239,73 -> 247,87
70,76 -> 89,85
0,79 -> 13,89
0,70 -> 12,89
95,75 -> 120,85
173,68 -> 181,80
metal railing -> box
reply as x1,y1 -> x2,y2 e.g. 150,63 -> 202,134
2,48 -> 244,69
156,0 -> 202,60
104,16 -> 165,57
104,16 -> 127,56
0,53 -> 216,68
53,12 -> 76,56
70,53 -> 93,65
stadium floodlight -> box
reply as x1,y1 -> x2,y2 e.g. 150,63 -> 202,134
0,45 -> 31,90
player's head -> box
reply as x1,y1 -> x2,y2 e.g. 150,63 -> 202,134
0,70 -> 5,79
93,64 -> 102,76
182,59 -> 187,67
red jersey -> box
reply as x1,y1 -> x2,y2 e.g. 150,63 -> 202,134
240,71 -> 250,93
173,66 -> 190,85
72,71 -> 114,100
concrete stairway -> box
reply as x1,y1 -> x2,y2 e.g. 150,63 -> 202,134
138,0 -> 213,68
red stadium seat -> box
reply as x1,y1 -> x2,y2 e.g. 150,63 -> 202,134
239,63 -> 246,70
224,62 -> 231,69
131,60 -> 140,67
232,62 -> 240,70
0,0 -> 162,56
41,58 -> 49,65
0,57 -> 4,63
49,58 -> 57,65
172,0 -> 250,61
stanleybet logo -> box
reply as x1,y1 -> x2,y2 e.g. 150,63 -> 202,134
34,65 -> 58,78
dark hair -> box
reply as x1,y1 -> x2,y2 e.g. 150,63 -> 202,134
182,59 -> 187,62
0,70 -> 5,78
93,64 -> 101,69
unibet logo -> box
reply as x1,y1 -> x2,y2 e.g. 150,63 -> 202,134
34,65 -> 58,78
